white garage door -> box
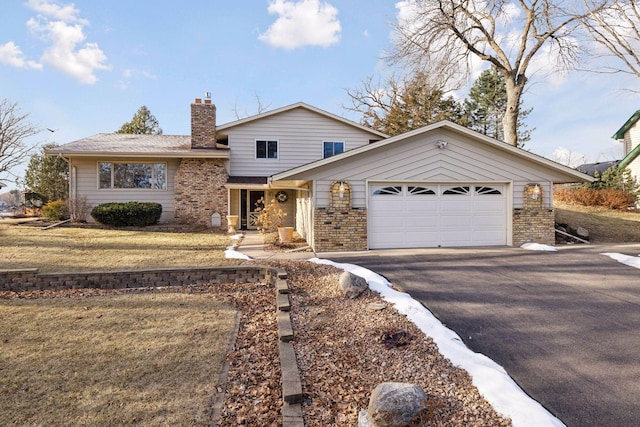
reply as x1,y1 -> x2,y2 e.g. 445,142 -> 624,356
368,183 -> 507,249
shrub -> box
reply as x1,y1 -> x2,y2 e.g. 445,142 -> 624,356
253,197 -> 286,244
41,199 -> 69,221
90,202 -> 162,227
555,187 -> 636,210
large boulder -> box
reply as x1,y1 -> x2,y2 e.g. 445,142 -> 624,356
338,271 -> 368,299
358,382 -> 429,427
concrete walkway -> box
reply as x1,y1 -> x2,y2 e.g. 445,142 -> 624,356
234,231 -> 317,261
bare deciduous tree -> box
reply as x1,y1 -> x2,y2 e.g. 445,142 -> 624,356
0,99 -> 39,184
582,0 -> 640,83
389,0 -> 607,147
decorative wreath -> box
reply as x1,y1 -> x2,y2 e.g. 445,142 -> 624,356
275,191 -> 289,203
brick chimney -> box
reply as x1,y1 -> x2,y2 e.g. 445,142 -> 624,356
191,95 -> 216,149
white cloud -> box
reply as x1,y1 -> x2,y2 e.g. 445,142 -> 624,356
551,147 -> 587,167
25,0 -> 88,25
118,68 -> 157,89
27,14 -> 109,85
0,0 -> 111,84
259,0 -> 341,50
0,41 -> 42,69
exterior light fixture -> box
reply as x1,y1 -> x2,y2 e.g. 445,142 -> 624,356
339,181 -> 345,198
530,184 -> 541,200
436,140 -> 448,149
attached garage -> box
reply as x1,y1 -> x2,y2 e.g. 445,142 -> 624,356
368,183 -> 508,248
270,120 -> 594,252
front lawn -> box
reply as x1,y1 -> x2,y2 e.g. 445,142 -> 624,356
0,291 -> 237,426
554,201 -> 640,242
0,223 -> 239,273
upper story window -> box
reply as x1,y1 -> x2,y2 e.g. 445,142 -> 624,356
256,139 -> 278,159
323,141 -> 344,158
99,162 -> 166,190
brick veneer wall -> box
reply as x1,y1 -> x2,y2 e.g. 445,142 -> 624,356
174,158 -> 228,228
0,266 -> 283,293
313,207 -> 368,251
313,181 -> 367,251
191,99 -> 216,149
512,183 -> 555,245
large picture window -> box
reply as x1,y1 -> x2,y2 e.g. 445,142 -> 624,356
99,162 -> 166,190
256,140 -> 278,159
323,141 -> 344,158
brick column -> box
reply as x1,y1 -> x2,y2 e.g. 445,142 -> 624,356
513,183 -> 555,245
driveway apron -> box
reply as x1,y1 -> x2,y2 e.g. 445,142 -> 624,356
324,244 -> 640,427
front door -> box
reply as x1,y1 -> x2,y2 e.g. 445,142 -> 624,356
240,190 -> 265,230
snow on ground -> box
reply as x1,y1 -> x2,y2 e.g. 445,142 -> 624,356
224,238 -> 252,260
601,252 -> 640,269
521,243 -> 558,252
311,258 -> 565,427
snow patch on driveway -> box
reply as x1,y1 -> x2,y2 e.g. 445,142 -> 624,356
602,252 -> 640,269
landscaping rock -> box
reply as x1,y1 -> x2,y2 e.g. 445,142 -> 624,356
358,382 -> 430,427
577,226 -> 589,239
338,271 -> 368,299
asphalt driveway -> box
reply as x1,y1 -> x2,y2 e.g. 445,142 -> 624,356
324,243 -> 640,427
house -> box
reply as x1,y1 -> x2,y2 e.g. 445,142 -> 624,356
612,109 -> 640,183
49,98 -> 592,251
47,98 -> 386,229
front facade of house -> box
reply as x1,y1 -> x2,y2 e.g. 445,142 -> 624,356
50,99 -> 592,251
272,122 -> 593,251
49,99 -> 386,233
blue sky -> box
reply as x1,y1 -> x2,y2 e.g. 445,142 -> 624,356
1,0 -> 638,189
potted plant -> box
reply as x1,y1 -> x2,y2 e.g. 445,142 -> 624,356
254,197 -> 292,243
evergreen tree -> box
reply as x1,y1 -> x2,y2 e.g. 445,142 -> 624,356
464,68 -> 533,146
347,72 -> 467,136
116,106 -> 162,135
24,142 -> 69,201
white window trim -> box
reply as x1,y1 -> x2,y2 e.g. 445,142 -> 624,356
255,139 -> 279,160
97,161 -> 168,191
322,141 -> 345,158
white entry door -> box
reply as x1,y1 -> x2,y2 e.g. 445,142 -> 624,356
368,183 -> 507,249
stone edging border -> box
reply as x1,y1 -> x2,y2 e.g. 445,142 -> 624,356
274,268 -> 305,427
1,265 -> 304,426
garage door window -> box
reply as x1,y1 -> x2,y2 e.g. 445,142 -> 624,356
373,186 -> 402,195
475,186 -> 502,195
442,186 -> 470,195
408,186 -> 436,195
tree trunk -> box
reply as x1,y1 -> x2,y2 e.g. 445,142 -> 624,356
502,75 -> 525,147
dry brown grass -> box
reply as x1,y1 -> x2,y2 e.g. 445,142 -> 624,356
0,223 -> 239,272
554,201 -> 640,242
0,291 -> 237,426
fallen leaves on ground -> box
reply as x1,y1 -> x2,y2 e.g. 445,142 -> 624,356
2,259 -> 512,426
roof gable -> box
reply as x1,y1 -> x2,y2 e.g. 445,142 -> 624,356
272,120 -> 594,184
612,109 -> 640,140
216,102 -> 387,139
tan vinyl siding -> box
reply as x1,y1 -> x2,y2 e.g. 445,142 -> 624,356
227,107 -> 377,176
286,129 -> 564,209
71,157 -> 179,222
626,120 -> 640,155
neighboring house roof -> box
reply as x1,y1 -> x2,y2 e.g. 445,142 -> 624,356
46,133 -> 229,158
612,109 -> 640,140
576,161 -> 620,177
619,144 -> 640,170
216,102 -> 388,139
272,120 -> 594,184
